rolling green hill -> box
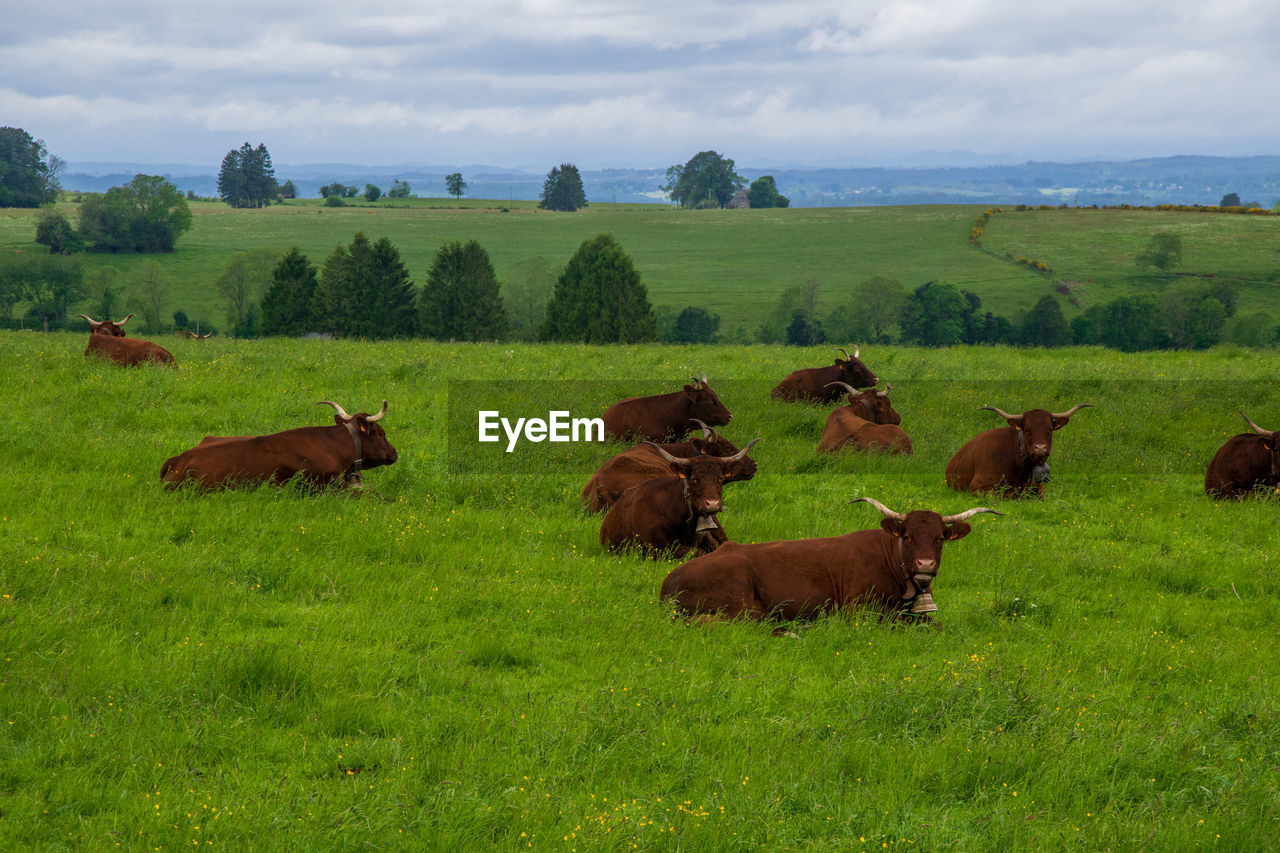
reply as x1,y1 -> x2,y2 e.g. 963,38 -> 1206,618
1,199 -> 1278,337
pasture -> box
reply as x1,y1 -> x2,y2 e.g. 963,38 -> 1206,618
2,199 -> 1278,336
2,333 -> 1278,850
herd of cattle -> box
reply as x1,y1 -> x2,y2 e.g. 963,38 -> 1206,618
78,318 -> 1279,627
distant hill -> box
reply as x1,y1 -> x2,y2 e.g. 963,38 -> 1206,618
59,155 -> 1280,209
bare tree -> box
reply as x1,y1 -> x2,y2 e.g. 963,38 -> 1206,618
216,248 -> 280,332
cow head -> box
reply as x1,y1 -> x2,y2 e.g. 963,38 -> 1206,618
77,313 -> 134,337
835,346 -> 878,389
687,419 -> 759,481
825,382 -> 901,425
854,497 -> 1001,613
316,400 -> 399,469
682,373 -> 732,427
980,404 -> 1094,479
646,438 -> 761,518
1242,412 -> 1280,476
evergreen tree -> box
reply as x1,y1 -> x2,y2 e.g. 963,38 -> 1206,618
540,234 -> 655,343
539,164 -> 587,212
260,247 -> 319,336
313,233 -> 416,338
217,142 -> 277,208
418,240 -> 509,341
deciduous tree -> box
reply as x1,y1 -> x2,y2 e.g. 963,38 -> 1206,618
445,173 -> 466,199
216,248 -> 279,336
746,175 -> 789,208
0,127 -> 61,207
1136,232 -> 1183,276
387,179 -> 412,199
663,151 -> 745,208
0,251 -> 83,331
503,256 -> 557,341
78,175 -> 193,253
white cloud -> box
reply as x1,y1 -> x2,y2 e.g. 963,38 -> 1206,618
4,0 -> 1277,166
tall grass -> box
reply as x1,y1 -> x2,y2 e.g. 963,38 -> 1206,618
1,333 -> 1277,849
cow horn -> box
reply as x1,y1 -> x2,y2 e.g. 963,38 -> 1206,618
851,496 -> 906,521
1241,412 -> 1274,437
700,372 -> 709,386
979,405 -> 1019,420
718,437 -> 761,463
876,383 -> 892,398
836,347 -> 850,360
1050,403 -> 1094,419
366,400 -> 388,422
115,313 -> 134,326
940,507 -> 1004,523
688,418 -> 715,440
316,400 -> 352,421
76,313 -> 100,326
824,381 -> 858,397
643,441 -> 690,468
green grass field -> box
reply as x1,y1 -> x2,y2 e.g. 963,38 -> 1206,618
2,334 -> 1278,849
2,199 -> 1277,336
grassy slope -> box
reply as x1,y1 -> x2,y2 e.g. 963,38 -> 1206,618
2,334 -> 1278,850
3,200 -> 1277,336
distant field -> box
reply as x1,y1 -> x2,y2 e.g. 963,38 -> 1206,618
1,199 -> 1278,335
2,335 -> 1279,849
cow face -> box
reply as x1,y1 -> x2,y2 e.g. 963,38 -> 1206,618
851,389 -> 901,425
349,414 -> 399,469
689,435 -> 759,481
837,353 -> 878,389
880,511 -> 972,613
670,454 -> 737,515
320,400 -> 399,470
683,380 -> 732,427
986,405 -> 1091,466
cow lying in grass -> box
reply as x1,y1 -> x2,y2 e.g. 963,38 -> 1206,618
600,439 -> 760,558
818,382 -> 911,454
1205,413 -> 1279,498
660,497 -> 1000,624
78,313 -> 177,368
161,401 -> 397,490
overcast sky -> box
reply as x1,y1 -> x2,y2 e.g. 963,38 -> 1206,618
3,0 -> 1277,171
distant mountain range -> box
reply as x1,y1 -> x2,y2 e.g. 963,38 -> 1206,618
59,155 -> 1280,208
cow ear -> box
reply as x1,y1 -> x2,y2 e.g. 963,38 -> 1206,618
944,521 -> 972,541
683,385 -> 698,401
1051,416 -> 1069,430
880,518 -> 905,537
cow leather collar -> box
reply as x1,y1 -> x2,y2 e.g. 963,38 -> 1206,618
342,420 -> 364,487
895,537 -> 917,606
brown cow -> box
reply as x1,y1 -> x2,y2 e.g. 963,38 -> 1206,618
160,400 -> 397,490
660,497 -> 1000,623
770,347 -> 878,403
77,313 -> 177,368
945,404 -> 1093,497
818,382 -> 911,454
600,439 -> 760,558
601,374 -> 732,442
581,419 -> 759,512
1205,413 -> 1280,498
